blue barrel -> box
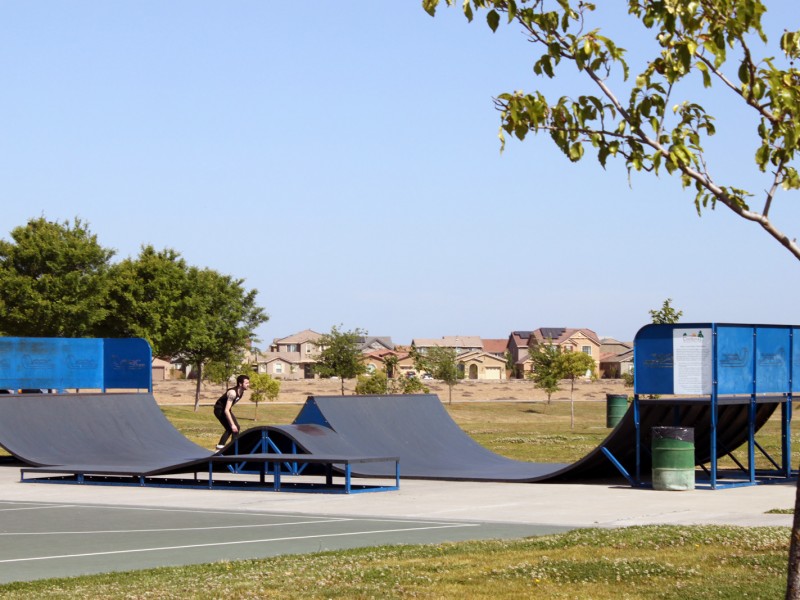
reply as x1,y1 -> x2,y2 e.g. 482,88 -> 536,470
651,427 -> 695,491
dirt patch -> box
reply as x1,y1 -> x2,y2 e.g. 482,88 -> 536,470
153,378 -> 630,406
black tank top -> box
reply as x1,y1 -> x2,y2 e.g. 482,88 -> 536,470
214,386 -> 243,410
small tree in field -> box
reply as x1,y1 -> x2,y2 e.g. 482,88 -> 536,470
528,342 -> 562,403
557,351 -> 597,430
355,370 -> 389,395
248,372 -> 280,421
314,325 -> 367,395
412,346 -> 460,404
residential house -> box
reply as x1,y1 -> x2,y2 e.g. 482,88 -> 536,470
151,357 -> 173,381
529,327 -> 602,376
507,331 -> 534,379
257,329 -> 325,379
482,338 -> 508,359
411,336 -> 483,355
357,336 -> 395,353
362,349 -> 408,378
270,329 -> 322,357
457,350 -> 507,380
599,338 -> 634,378
254,351 -> 317,380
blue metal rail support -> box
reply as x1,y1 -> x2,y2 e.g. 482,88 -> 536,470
633,393 -> 641,483
709,324 -> 719,489
784,328 -> 794,478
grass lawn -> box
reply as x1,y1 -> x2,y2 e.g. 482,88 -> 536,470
0,398 -> 794,598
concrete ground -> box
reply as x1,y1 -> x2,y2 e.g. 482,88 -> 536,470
0,463 -> 795,583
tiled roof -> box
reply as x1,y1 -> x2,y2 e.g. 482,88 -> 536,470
273,329 -> 323,344
482,338 -> 508,353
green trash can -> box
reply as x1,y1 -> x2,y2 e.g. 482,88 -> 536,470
651,426 -> 695,491
606,394 -> 628,428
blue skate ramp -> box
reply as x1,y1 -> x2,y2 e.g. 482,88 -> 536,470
253,394 -> 780,482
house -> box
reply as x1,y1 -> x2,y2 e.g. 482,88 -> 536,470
599,338 -> 634,378
482,338 -> 508,359
269,329 -> 322,358
151,357 -> 173,381
362,349 -> 408,378
457,350 -> 507,380
357,336 -> 395,353
507,331 -> 534,379
255,330 -> 325,379
253,351 -> 318,380
411,336 -> 483,355
529,327 -> 602,376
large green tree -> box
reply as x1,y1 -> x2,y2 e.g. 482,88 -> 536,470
0,217 -> 114,337
103,245 -> 267,409
314,325 -> 368,395
103,246 -> 189,353
176,267 -> 267,410
424,0 -> 800,261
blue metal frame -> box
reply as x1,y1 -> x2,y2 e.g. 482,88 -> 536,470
632,323 -> 796,490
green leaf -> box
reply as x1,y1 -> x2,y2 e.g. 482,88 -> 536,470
486,9 -> 499,32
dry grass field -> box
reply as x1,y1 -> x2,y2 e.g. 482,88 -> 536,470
152,376 -> 630,406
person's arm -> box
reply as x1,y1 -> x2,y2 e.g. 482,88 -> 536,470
223,390 -> 238,433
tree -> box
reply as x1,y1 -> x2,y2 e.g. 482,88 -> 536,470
556,350 -> 597,430
314,325 -> 367,395
176,267 -> 267,410
527,342 -> 562,403
355,370 -> 390,395
0,217 -> 115,336
102,246 -> 190,353
649,298 -> 683,324
248,372 -> 280,421
424,1 -> 800,261
412,346 -> 460,404
103,246 -> 267,409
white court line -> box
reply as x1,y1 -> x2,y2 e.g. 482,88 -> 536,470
0,501 -> 472,527
0,505 -> 74,512
0,501 -> 350,520
0,518 -> 351,536
0,523 -> 480,564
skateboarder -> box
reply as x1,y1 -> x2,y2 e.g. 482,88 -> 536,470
213,374 -> 250,450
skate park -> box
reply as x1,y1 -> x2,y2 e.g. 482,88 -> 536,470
0,325 -> 796,583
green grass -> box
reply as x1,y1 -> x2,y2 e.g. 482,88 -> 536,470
0,526 -> 789,599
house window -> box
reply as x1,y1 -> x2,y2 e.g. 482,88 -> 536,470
274,363 -> 284,374
286,344 -> 299,353
582,346 -> 592,355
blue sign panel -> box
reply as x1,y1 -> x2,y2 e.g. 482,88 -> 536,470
755,327 -> 790,394
794,329 -> 800,394
0,338 -> 151,391
0,338 -> 103,390
634,324 -> 714,395
104,338 -> 152,390
635,323 -> 797,396
716,326 -> 753,395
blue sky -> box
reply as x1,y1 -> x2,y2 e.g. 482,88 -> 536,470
2,2 -> 798,346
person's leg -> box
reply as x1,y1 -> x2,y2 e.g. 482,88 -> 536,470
214,407 -> 232,447
230,411 -> 241,441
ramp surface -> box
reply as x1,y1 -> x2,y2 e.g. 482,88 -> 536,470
238,394 -> 780,482
0,393 -> 212,474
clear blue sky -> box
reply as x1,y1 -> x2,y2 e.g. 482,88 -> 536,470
2,2 -> 798,346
